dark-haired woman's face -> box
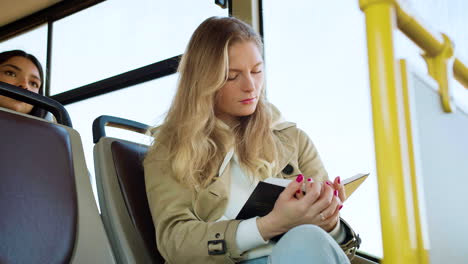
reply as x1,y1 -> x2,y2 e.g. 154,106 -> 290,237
0,56 -> 41,114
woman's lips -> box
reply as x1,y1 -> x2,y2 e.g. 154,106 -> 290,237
240,97 -> 256,104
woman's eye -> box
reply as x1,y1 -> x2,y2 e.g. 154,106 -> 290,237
252,70 -> 262,74
227,74 -> 238,81
30,81 -> 39,88
3,70 -> 16,77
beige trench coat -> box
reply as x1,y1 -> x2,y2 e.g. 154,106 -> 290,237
144,117 -> 328,264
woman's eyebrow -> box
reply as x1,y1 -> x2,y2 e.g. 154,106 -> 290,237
229,61 -> 263,72
0,64 -> 21,71
1,64 -> 41,81
30,74 -> 41,81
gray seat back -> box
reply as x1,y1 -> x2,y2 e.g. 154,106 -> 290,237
0,108 -> 77,263
93,115 -> 164,264
0,83 -> 115,264
0,108 -> 116,264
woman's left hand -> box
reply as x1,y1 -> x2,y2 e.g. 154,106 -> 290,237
295,181 -> 342,232
297,177 -> 346,231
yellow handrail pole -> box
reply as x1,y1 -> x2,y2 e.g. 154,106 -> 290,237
359,0 -> 419,263
454,59 -> 468,88
400,59 -> 431,263
396,7 -> 443,56
396,5 -> 468,88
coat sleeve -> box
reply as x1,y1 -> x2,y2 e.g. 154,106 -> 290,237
144,153 -> 243,264
296,128 -> 329,182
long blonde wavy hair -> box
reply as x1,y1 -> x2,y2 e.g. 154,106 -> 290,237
146,16 -> 279,189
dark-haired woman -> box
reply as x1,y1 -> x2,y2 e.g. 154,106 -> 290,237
0,50 -> 47,118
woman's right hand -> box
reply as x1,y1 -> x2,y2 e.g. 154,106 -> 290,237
257,174 -> 325,240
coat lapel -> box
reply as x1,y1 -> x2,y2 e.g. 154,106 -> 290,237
273,130 -> 296,177
203,149 -> 234,198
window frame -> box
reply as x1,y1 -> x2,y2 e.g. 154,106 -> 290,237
0,0 -> 241,105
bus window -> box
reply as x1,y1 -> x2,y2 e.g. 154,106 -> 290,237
50,0 -> 227,94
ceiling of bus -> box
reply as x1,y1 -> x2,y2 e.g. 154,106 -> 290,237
0,0 -> 63,27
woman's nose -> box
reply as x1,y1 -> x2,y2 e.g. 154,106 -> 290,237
16,78 -> 29,90
241,75 -> 255,92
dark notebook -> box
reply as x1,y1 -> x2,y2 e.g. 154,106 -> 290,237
235,181 -> 285,220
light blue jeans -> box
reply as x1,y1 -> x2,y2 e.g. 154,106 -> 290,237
239,225 -> 350,264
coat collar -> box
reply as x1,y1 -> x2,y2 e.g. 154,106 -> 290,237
218,149 -> 235,177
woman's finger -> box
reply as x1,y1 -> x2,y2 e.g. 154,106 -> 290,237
279,174 -> 304,200
334,176 -> 346,202
309,184 -> 334,213
319,192 -> 341,220
321,205 -> 341,231
295,185 -> 304,199
302,180 -> 321,205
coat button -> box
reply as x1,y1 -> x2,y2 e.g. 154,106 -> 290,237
282,164 -> 294,175
208,240 -> 226,255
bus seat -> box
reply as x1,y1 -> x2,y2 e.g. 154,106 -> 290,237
0,83 -> 115,264
93,115 -> 164,264
0,108 -> 116,264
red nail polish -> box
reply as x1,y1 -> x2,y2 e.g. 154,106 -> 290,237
334,190 -> 338,196
337,177 -> 341,184
325,181 -> 331,186
307,178 -> 312,182
296,174 -> 303,182
296,189 -> 301,193
339,205 -> 343,210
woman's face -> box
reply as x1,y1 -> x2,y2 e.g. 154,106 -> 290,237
215,40 -> 264,126
0,56 -> 41,114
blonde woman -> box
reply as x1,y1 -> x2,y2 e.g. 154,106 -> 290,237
144,16 -> 360,264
